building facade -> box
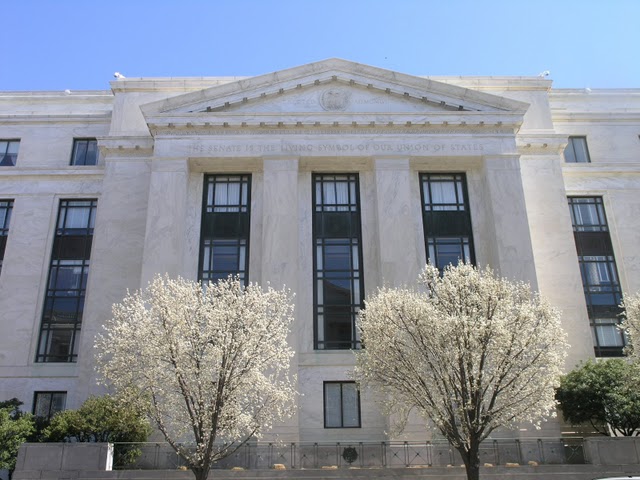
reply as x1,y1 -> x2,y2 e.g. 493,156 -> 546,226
1,59 -> 639,441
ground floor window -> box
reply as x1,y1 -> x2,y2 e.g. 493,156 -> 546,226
33,391 -> 66,420
324,381 -> 361,428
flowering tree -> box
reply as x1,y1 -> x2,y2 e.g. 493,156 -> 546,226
95,276 -> 297,480
354,264 -> 567,480
622,292 -> 640,357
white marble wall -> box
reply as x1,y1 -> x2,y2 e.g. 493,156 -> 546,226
2,66 -> 639,442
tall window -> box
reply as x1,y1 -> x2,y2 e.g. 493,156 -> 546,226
568,197 -> 624,356
37,200 -> 97,362
313,174 -> 364,350
324,381 -> 361,428
33,392 -> 66,420
70,139 -> 98,166
0,200 -> 13,275
420,173 -> 475,270
564,136 -> 591,163
0,140 -> 19,166
199,175 -> 250,285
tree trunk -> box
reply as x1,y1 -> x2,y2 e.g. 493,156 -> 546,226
457,439 -> 480,480
192,466 -> 210,480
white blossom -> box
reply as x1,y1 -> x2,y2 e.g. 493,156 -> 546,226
95,275 -> 297,480
622,292 -> 640,358
354,263 -> 567,480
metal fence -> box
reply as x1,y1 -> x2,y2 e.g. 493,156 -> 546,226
113,438 -> 586,470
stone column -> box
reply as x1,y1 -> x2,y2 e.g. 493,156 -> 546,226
519,153 -> 594,367
260,157 -> 300,443
373,157 -> 423,286
481,155 -> 538,287
373,157 -> 425,441
139,157 -> 190,286
76,153 -> 152,404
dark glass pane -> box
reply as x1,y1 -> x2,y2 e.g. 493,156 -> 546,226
53,236 -> 91,259
85,140 -> 98,165
211,244 -> 239,272
73,141 -> 88,165
324,384 -> 341,427
34,394 -> 52,418
341,383 -> 360,427
324,306 -> 353,348
46,328 -> 74,361
323,243 -> 351,271
323,278 -> 351,305
563,140 -> 577,163
317,212 -> 354,237
575,232 -> 613,255
204,213 -> 249,238
50,297 -> 79,323
49,263 -> 84,291
423,211 -> 471,236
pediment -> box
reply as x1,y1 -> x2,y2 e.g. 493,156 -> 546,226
141,59 -> 529,131
142,59 -> 528,117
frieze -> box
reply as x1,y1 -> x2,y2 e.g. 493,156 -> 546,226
187,141 -> 487,156
155,127 -> 511,136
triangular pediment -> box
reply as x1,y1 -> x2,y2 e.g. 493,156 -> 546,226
141,59 -> 529,133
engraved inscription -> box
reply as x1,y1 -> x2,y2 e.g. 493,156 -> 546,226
188,141 -> 485,156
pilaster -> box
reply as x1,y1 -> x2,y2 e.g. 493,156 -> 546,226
140,157 -> 190,286
373,157 -> 423,286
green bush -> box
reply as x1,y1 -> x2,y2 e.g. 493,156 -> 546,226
556,359 -> 640,436
0,399 -> 35,475
43,395 -> 151,466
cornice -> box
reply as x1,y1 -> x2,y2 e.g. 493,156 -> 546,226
147,112 -> 523,137
0,113 -> 112,125
0,167 -> 104,178
516,133 -> 567,155
551,111 -> 640,123
97,136 -> 154,157
562,163 -> 640,176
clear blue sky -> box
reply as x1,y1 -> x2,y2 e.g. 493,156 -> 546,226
1,0 -> 638,91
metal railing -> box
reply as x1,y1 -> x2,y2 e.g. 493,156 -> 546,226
112,437 -> 586,470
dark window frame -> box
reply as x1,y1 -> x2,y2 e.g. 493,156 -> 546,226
568,196 -> 625,357
564,136 -> 591,164
312,173 -> 364,350
70,138 -> 98,166
0,199 -> 13,275
420,173 -> 475,270
36,199 -> 97,363
323,381 -> 361,428
0,139 -> 19,167
198,174 -> 251,286
33,391 -> 67,420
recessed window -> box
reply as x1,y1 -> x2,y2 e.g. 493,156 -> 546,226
313,174 -> 364,350
564,136 -> 591,163
70,139 -> 98,166
568,196 -> 624,357
324,381 -> 361,428
420,173 -> 475,270
33,391 -> 66,420
0,200 -> 13,275
0,140 -> 19,166
199,175 -> 251,285
36,200 -> 97,362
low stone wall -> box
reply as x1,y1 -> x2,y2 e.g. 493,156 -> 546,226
12,439 -> 640,480
584,436 -> 640,465
14,443 -> 113,476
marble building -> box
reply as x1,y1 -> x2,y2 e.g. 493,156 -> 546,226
1,58 -> 639,442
